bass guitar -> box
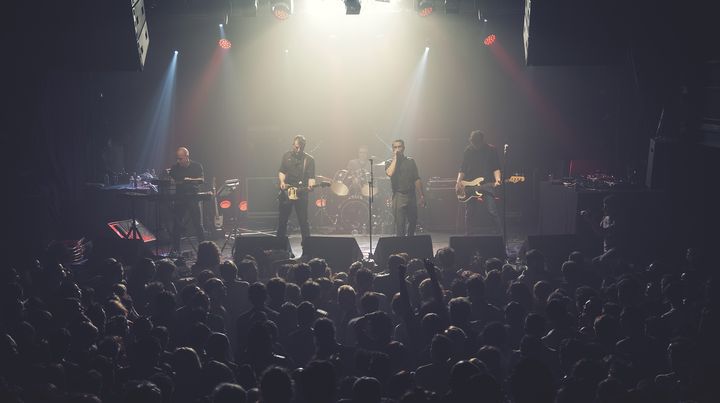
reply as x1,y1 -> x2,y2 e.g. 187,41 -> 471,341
280,181 -> 331,201
456,175 -> 525,203
212,177 -> 223,228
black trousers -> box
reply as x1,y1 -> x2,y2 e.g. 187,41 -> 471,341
465,191 -> 502,235
392,192 -> 417,237
172,200 -> 205,250
277,196 -> 310,242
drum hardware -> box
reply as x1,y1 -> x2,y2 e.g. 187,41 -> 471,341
313,182 -> 337,230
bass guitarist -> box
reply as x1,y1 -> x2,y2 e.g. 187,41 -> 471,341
455,130 -> 502,234
277,135 -> 316,245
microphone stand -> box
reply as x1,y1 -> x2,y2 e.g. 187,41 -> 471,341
502,145 -> 508,260
367,158 -> 374,260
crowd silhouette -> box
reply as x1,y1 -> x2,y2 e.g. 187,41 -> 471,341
0,231 -> 717,403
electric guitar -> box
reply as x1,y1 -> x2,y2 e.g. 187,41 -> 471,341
212,177 -> 223,228
279,181 -> 331,201
456,175 -> 525,203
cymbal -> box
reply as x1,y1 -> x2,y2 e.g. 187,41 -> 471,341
316,175 -> 332,181
374,162 -> 387,166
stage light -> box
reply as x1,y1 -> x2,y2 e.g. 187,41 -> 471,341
271,0 -> 292,20
174,50 -> 179,54
239,200 -> 248,211
218,38 -> 232,49
219,23 -> 223,27
417,0 -> 433,16
483,34 -> 496,46
219,200 -> 232,209
315,198 -> 327,208
345,0 -> 361,14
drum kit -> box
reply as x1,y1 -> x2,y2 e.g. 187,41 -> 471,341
313,164 -> 393,234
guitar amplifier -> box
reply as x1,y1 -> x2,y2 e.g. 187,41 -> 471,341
245,177 -> 279,216
426,177 -> 456,191
424,178 -> 461,232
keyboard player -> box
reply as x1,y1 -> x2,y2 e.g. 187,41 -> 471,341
168,147 -> 206,253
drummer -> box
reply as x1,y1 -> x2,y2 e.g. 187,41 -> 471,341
346,145 -> 371,176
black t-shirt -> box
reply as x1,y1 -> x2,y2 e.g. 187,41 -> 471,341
385,156 -> 420,194
279,151 -> 315,186
459,144 -> 500,182
169,160 -> 204,194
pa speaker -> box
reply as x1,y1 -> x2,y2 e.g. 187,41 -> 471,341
302,237 -> 363,273
449,236 -> 506,268
526,234 -> 578,272
374,235 -> 433,270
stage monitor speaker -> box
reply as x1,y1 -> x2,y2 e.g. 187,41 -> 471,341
107,219 -> 156,242
449,236 -> 506,268
233,235 -> 292,278
374,235 -> 434,270
302,237 -> 363,273
526,234 -> 578,273
233,235 -> 291,262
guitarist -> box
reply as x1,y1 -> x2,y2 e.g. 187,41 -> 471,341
277,135 -> 316,245
455,130 -> 502,234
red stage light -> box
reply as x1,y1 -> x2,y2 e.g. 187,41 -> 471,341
239,200 -> 248,211
315,198 -> 327,208
218,38 -> 232,49
483,34 -> 496,46
419,6 -> 433,17
219,200 -> 232,209
272,4 -> 291,20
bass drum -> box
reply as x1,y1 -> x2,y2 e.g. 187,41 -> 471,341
338,197 -> 368,232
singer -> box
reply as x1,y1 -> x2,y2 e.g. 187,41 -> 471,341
455,130 -> 502,234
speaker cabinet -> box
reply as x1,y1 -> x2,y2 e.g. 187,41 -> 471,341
233,235 -> 291,262
423,187 -> 460,232
245,177 -> 279,216
301,237 -> 363,273
449,236 -> 506,268
374,235 -> 434,270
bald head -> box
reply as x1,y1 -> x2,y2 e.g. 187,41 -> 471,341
176,147 -> 190,167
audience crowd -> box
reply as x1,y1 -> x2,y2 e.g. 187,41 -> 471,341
0,234 -> 717,403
